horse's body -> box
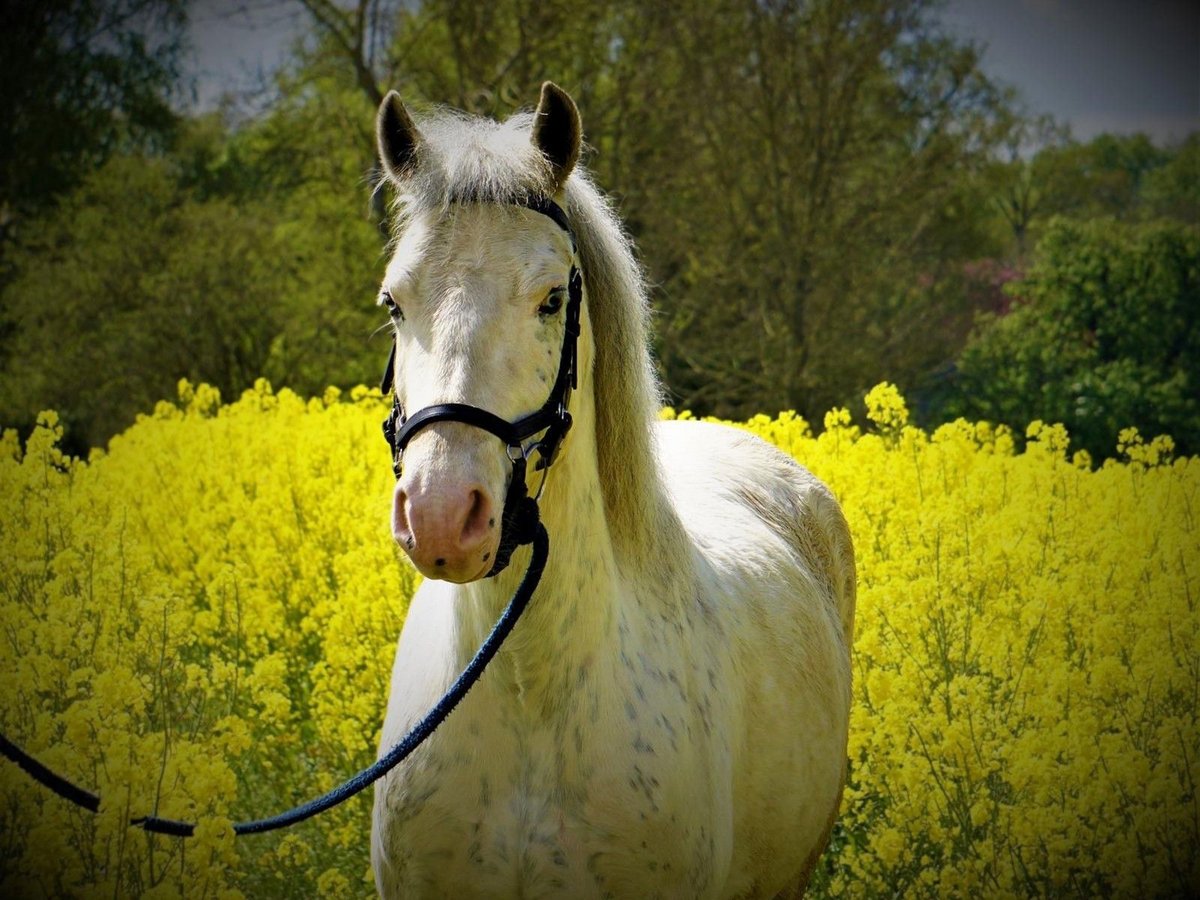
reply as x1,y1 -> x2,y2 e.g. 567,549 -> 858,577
370,84 -> 855,899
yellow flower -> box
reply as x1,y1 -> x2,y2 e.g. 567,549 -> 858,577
2,382 -> 1195,896
863,381 -> 909,432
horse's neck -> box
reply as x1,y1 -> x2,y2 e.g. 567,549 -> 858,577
457,407 -> 671,715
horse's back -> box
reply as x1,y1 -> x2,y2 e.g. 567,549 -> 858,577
655,418 -> 855,643
655,418 -> 855,895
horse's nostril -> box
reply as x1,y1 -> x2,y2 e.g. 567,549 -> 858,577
460,489 -> 494,547
392,487 -> 415,549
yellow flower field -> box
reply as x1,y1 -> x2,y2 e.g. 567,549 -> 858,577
1,380 -> 1196,897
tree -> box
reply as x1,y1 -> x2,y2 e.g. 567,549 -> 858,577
614,0 -> 1011,418
289,0 -> 411,108
217,55 -> 391,390
0,1 -> 404,450
0,0 -> 187,247
947,217 -> 1200,460
986,114 -> 1075,257
0,155 -> 287,450
295,0 -> 1014,420
0,0 -> 1038,445
0,94 -> 388,452
1142,134 -> 1200,224
987,130 -> 1184,258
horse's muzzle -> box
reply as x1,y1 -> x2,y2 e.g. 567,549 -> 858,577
392,477 -> 499,582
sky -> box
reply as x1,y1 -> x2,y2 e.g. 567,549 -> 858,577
185,0 -> 1199,144
940,0 -> 1198,143
184,1 -> 306,110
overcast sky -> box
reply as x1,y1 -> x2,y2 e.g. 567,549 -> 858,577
185,0 -> 1199,143
941,0 -> 1198,142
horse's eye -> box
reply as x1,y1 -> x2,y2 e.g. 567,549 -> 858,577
538,288 -> 565,317
381,290 -> 403,321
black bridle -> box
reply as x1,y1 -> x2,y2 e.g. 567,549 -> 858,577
380,194 -> 583,576
0,192 -> 584,838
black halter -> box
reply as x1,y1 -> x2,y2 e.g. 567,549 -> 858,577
380,195 -> 583,577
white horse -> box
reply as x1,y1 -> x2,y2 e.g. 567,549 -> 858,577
370,82 -> 855,899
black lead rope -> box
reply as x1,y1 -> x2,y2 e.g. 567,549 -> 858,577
0,517 -> 547,837
0,192 -> 582,839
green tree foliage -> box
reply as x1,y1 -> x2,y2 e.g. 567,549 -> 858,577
948,217 -> 1200,459
2,0 -> 1195,452
217,66 -> 386,394
0,154 -> 283,449
304,0 -> 1014,420
1142,134 -> 1200,223
0,0 -> 186,244
988,128 -> 1188,257
0,1 -> 188,412
0,99 -> 385,450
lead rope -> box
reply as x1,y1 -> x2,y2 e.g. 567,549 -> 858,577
2,191 -> 577,838
0,511 -> 547,837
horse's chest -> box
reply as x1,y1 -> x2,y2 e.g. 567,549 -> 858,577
373,673 -> 726,898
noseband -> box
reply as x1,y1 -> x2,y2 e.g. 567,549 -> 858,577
380,195 -> 583,577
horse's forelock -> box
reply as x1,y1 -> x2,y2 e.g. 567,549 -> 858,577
388,111 -> 552,214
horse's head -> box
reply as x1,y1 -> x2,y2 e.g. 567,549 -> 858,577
375,83 -> 588,584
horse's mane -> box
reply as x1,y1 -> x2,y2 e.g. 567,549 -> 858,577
385,109 -> 676,569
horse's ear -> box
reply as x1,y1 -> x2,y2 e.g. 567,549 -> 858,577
532,82 -> 581,192
377,90 -> 422,181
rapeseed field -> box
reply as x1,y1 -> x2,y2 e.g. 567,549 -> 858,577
1,380 -> 1196,897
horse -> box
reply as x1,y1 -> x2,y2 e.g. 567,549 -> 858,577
370,82 -> 856,899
